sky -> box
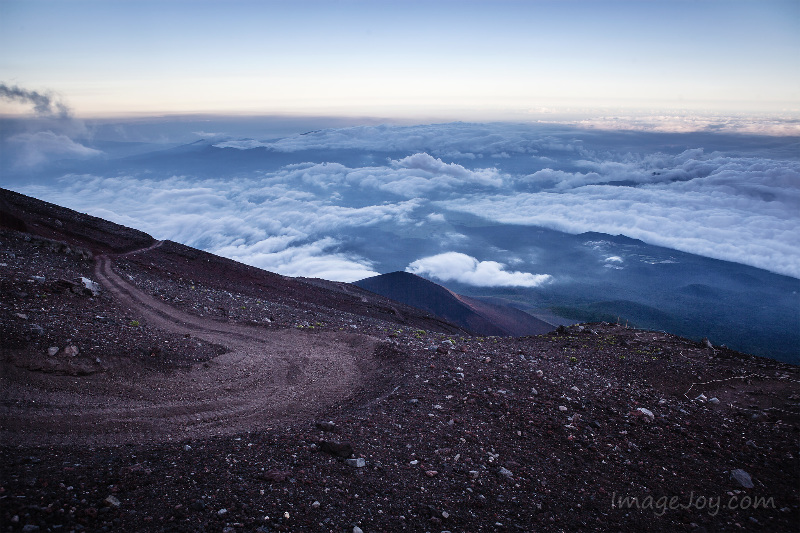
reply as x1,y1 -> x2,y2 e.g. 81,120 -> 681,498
1,0 -> 799,119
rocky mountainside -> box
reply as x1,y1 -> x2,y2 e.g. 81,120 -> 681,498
1,188 -> 798,532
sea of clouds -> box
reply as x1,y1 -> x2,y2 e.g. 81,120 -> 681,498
8,120 -> 800,282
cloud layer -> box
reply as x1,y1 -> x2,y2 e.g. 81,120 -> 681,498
407,252 -> 552,287
11,121 -> 800,281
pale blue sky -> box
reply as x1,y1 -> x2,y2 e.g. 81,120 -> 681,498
1,0 -> 798,118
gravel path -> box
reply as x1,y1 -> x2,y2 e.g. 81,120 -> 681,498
1,245 -> 382,446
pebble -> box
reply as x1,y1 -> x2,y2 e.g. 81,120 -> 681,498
730,469 -> 754,488
635,407 -> 655,422
353,527 -> 364,533
48,347 -> 59,356
708,397 -> 720,405
311,501 -> 320,509
558,406 -> 568,412
425,470 -> 438,477
346,457 -> 366,468
531,387 -> 538,395
315,421 -> 336,432
498,467 -> 513,479
536,370 -> 544,377
63,345 -> 79,357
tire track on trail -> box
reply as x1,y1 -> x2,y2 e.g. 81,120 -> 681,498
3,242 -> 381,446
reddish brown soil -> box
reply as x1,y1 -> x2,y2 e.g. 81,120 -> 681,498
1,189 -> 799,532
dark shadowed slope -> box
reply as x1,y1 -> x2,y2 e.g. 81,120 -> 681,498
355,271 -> 554,337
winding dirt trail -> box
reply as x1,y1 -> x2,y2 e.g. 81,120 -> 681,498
2,243 -> 382,446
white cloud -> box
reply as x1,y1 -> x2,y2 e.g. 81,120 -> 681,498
214,139 -> 268,150
18,173 -> 412,282
393,152 -> 503,187
8,131 -> 102,167
265,154 -> 503,198
219,237 -> 379,282
406,252 -> 552,287
440,173 -> 800,278
215,123 -> 562,157
560,114 -> 800,136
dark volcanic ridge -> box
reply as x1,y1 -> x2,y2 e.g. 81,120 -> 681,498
1,188 -> 799,533
355,271 -> 554,337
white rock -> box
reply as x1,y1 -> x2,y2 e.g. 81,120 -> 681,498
346,457 -> 366,468
536,370 -> 544,377
63,345 -> 79,357
709,397 -> 720,405
635,408 -> 655,422
730,469 -> 754,488
81,277 -> 101,296
104,495 -> 121,507
558,405 -> 568,412
47,347 -> 59,356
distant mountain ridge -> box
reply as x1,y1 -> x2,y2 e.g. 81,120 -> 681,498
355,271 -> 554,337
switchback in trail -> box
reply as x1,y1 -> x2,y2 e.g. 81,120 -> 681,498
1,243 -> 387,446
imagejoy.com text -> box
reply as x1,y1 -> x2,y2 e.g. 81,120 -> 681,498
611,491 -> 775,517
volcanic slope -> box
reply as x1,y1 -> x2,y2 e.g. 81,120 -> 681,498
356,270 -> 554,336
1,188 -> 798,533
